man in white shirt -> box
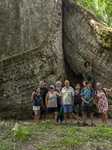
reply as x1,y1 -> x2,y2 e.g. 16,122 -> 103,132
60,80 -> 74,125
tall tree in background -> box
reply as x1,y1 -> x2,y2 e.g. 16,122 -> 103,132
76,0 -> 112,27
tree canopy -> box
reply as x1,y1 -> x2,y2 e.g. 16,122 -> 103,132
76,0 -> 112,27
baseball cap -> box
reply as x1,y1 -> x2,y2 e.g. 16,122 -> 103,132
49,85 -> 54,89
85,81 -> 90,84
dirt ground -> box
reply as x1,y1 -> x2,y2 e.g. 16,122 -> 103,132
0,117 -> 112,150
2,116 -> 112,127
3,115 -> 112,126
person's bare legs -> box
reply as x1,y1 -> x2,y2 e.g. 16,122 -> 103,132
34,110 -> 38,125
105,112 -> 107,127
82,111 -> 84,122
37,110 -> 40,124
64,113 -> 67,125
42,114 -> 45,123
42,106 -> 46,123
69,112 -> 72,125
76,112 -> 79,123
90,112 -> 93,124
49,113 -> 52,123
101,113 -> 104,125
103,114 -> 105,125
54,112 -> 58,124
103,111 -> 107,127
83,112 -> 87,124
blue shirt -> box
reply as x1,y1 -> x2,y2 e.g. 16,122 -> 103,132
81,87 -> 95,106
54,87 -> 62,105
33,93 -> 43,106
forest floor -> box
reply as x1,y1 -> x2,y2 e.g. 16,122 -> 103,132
0,117 -> 112,150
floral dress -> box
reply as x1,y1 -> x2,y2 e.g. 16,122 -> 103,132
95,88 -> 108,113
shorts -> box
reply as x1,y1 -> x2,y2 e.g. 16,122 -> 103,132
63,104 -> 73,113
82,106 -> 93,113
48,107 -> 58,114
74,104 -> 82,112
33,106 -> 40,110
85,77 -> 94,84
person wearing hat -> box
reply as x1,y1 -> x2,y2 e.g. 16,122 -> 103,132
85,52 -> 94,88
45,85 -> 60,124
81,81 -> 95,126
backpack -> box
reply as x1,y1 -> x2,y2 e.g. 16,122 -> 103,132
82,88 -> 94,97
95,88 -> 106,97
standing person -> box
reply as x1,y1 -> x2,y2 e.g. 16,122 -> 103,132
85,52 -> 94,88
31,81 -> 48,122
82,81 -> 85,122
46,85 -> 60,124
60,80 -> 74,126
31,87 -> 43,125
81,81 -> 95,126
54,81 -> 64,123
39,81 -> 48,123
95,82 -> 112,127
74,84 -> 82,125
31,92 -> 35,119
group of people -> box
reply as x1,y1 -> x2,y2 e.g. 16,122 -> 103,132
31,53 -> 112,127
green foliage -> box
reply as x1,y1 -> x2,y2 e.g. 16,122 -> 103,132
0,139 -> 22,150
11,112 -> 19,119
11,124 -> 32,140
0,121 -> 112,150
76,0 -> 112,27
82,124 -> 112,141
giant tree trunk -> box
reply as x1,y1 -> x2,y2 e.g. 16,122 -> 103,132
63,0 -> 112,117
0,0 -> 112,118
0,0 -> 66,119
